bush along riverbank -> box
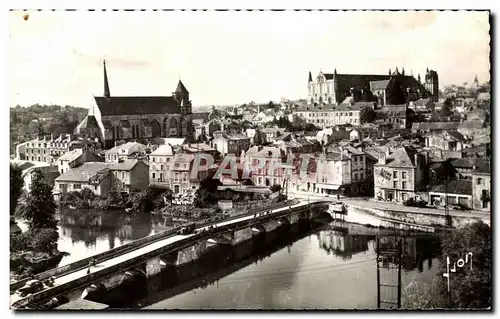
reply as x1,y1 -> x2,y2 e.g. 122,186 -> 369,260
59,187 -> 175,212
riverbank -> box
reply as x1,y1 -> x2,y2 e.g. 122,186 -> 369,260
10,250 -> 65,282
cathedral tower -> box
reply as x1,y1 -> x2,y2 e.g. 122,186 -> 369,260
173,80 -> 192,114
424,68 -> 439,102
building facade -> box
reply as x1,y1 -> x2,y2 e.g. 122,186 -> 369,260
148,144 -> 175,189
211,132 -> 250,156
472,161 -> 491,211
295,102 -> 371,128
374,147 -> 427,203
110,159 -> 149,194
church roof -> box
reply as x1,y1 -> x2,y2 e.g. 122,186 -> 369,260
331,73 -> 428,98
79,115 -> 99,129
175,80 -> 189,94
94,96 -> 181,116
370,79 -> 391,90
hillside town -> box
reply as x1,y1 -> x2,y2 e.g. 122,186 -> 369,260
11,64 -> 491,214
8,9 -> 492,311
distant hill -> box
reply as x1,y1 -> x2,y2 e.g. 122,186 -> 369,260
10,104 -> 88,155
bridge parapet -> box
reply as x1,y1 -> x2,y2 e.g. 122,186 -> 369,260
12,201 -> 330,308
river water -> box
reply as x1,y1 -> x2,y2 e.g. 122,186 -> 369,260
16,209 -> 442,309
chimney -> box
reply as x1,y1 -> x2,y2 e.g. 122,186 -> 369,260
379,152 -> 387,165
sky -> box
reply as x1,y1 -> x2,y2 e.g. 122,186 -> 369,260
8,10 -> 490,108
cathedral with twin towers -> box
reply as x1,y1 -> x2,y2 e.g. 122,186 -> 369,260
307,67 -> 439,107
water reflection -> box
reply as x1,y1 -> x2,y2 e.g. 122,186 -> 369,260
13,209 -> 156,266
317,224 -> 441,273
141,222 -> 442,309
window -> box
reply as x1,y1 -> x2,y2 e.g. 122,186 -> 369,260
354,173 -> 358,181
121,172 -> 125,179
401,193 -> 407,201
74,183 -> 81,190
161,165 -> 164,171
477,178 -> 483,185
402,181 -> 407,190
152,157 -> 155,162
393,181 -> 398,189
402,171 -> 407,179
393,171 -> 398,179
94,185 -> 98,191
152,173 -> 155,179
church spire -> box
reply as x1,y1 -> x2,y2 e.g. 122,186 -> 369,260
104,59 -> 110,98
308,71 -> 312,83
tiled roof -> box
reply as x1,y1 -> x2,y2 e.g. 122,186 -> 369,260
343,146 -> 364,155
412,122 -> 461,131
111,159 -> 142,171
183,143 -> 216,153
106,142 -> 148,154
246,146 -> 285,158
458,120 -> 485,129
384,146 -> 418,168
150,145 -> 174,156
324,151 -> 344,161
55,162 -> 115,182
474,159 -> 491,174
58,149 -> 83,162
370,79 -> 391,90
94,96 -> 180,116
444,130 -> 466,142
414,98 -> 432,107
430,180 -> 472,196
451,158 -> 490,172
477,92 -> 490,101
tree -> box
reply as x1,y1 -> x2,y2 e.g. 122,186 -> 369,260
10,164 -> 24,217
253,130 -> 267,146
440,98 -> 453,118
20,170 -> 58,232
359,107 -> 376,124
403,221 -> 491,309
194,177 -> 222,208
31,228 -> 59,254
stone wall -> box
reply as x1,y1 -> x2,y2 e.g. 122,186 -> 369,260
346,204 -> 488,229
232,227 -> 253,245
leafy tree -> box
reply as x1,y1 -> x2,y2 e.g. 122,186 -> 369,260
194,177 -> 222,208
20,170 -> 58,232
31,228 -> 59,254
10,232 -> 31,252
253,130 -> 267,146
403,221 -> 491,309
440,98 -> 453,118
10,164 -> 24,217
359,107 -> 376,124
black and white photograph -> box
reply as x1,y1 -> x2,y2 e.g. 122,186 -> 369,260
8,8 -> 492,310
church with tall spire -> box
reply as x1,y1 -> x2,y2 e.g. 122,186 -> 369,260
76,59 -> 193,148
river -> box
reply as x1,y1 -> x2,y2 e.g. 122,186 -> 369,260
16,209 -> 442,309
